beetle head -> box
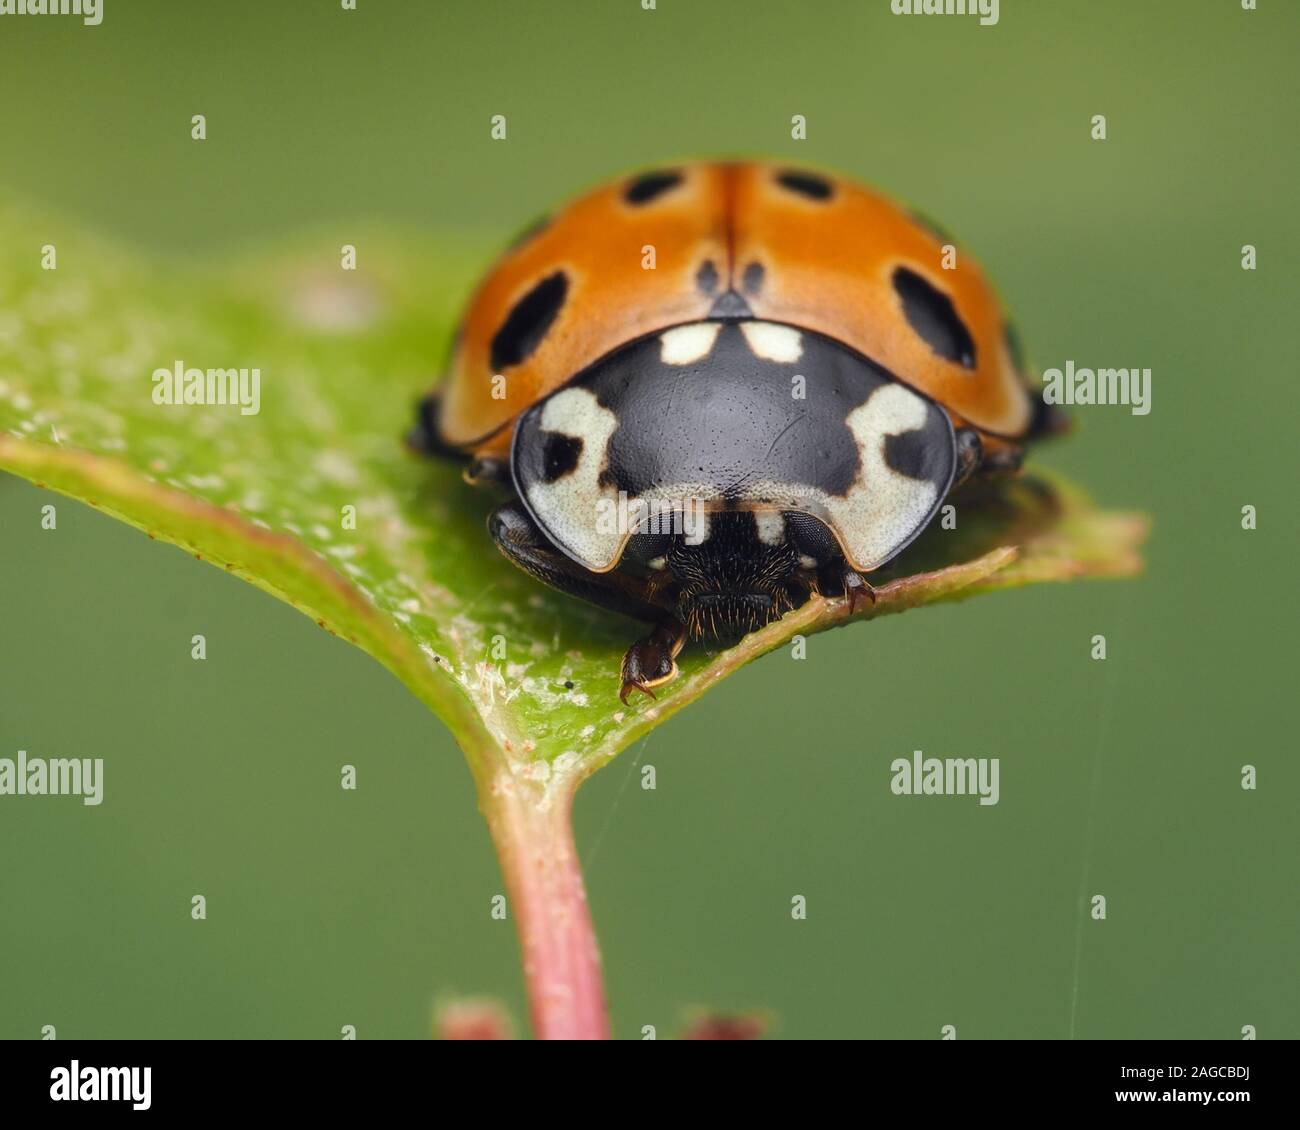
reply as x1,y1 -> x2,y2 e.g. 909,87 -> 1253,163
662,511 -> 804,640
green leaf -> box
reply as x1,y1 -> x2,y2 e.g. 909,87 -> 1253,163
1,197 -> 1149,1037
0,197 -> 1147,781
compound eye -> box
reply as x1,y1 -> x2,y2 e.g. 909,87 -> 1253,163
783,511 -> 841,567
621,531 -> 673,569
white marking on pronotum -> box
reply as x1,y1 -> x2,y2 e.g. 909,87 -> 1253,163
740,321 -> 803,363
659,323 -> 721,365
826,383 -> 939,567
753,511 -> 786,545
524,388 -> 621,567
527,367 -> 941,572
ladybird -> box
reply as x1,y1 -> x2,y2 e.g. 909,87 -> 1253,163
411,162 -> 1065,703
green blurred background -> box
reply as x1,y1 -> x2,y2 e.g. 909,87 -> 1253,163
1,0 -> 1295,1039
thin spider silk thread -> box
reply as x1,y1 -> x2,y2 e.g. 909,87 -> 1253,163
581,733 -> 652,873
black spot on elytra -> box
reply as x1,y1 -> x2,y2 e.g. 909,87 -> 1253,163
624,170 -> 682,205
490,272 -> 568,371
742,261 -> 765,295
696,259 -> 719,294
708,290 -> 753,319
892,267 -> 976,369
776,169 -> 833,200
541,432 -> 583,482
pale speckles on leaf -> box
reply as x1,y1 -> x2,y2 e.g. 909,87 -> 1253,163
182,473 -> 229,492
313,449 -> 361,488
288,276 -> 383,334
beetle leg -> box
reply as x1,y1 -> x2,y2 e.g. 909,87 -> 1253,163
841,566 -> 877,615
953,427 -> 984,488
489,501 -> 687,701
1027,392 -> 1071,441
980,446 -> 1024,477
620,619 -> 687,704
488,500 -> 667,623
464,455 -> 511,488
951,427 -> 1025,486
